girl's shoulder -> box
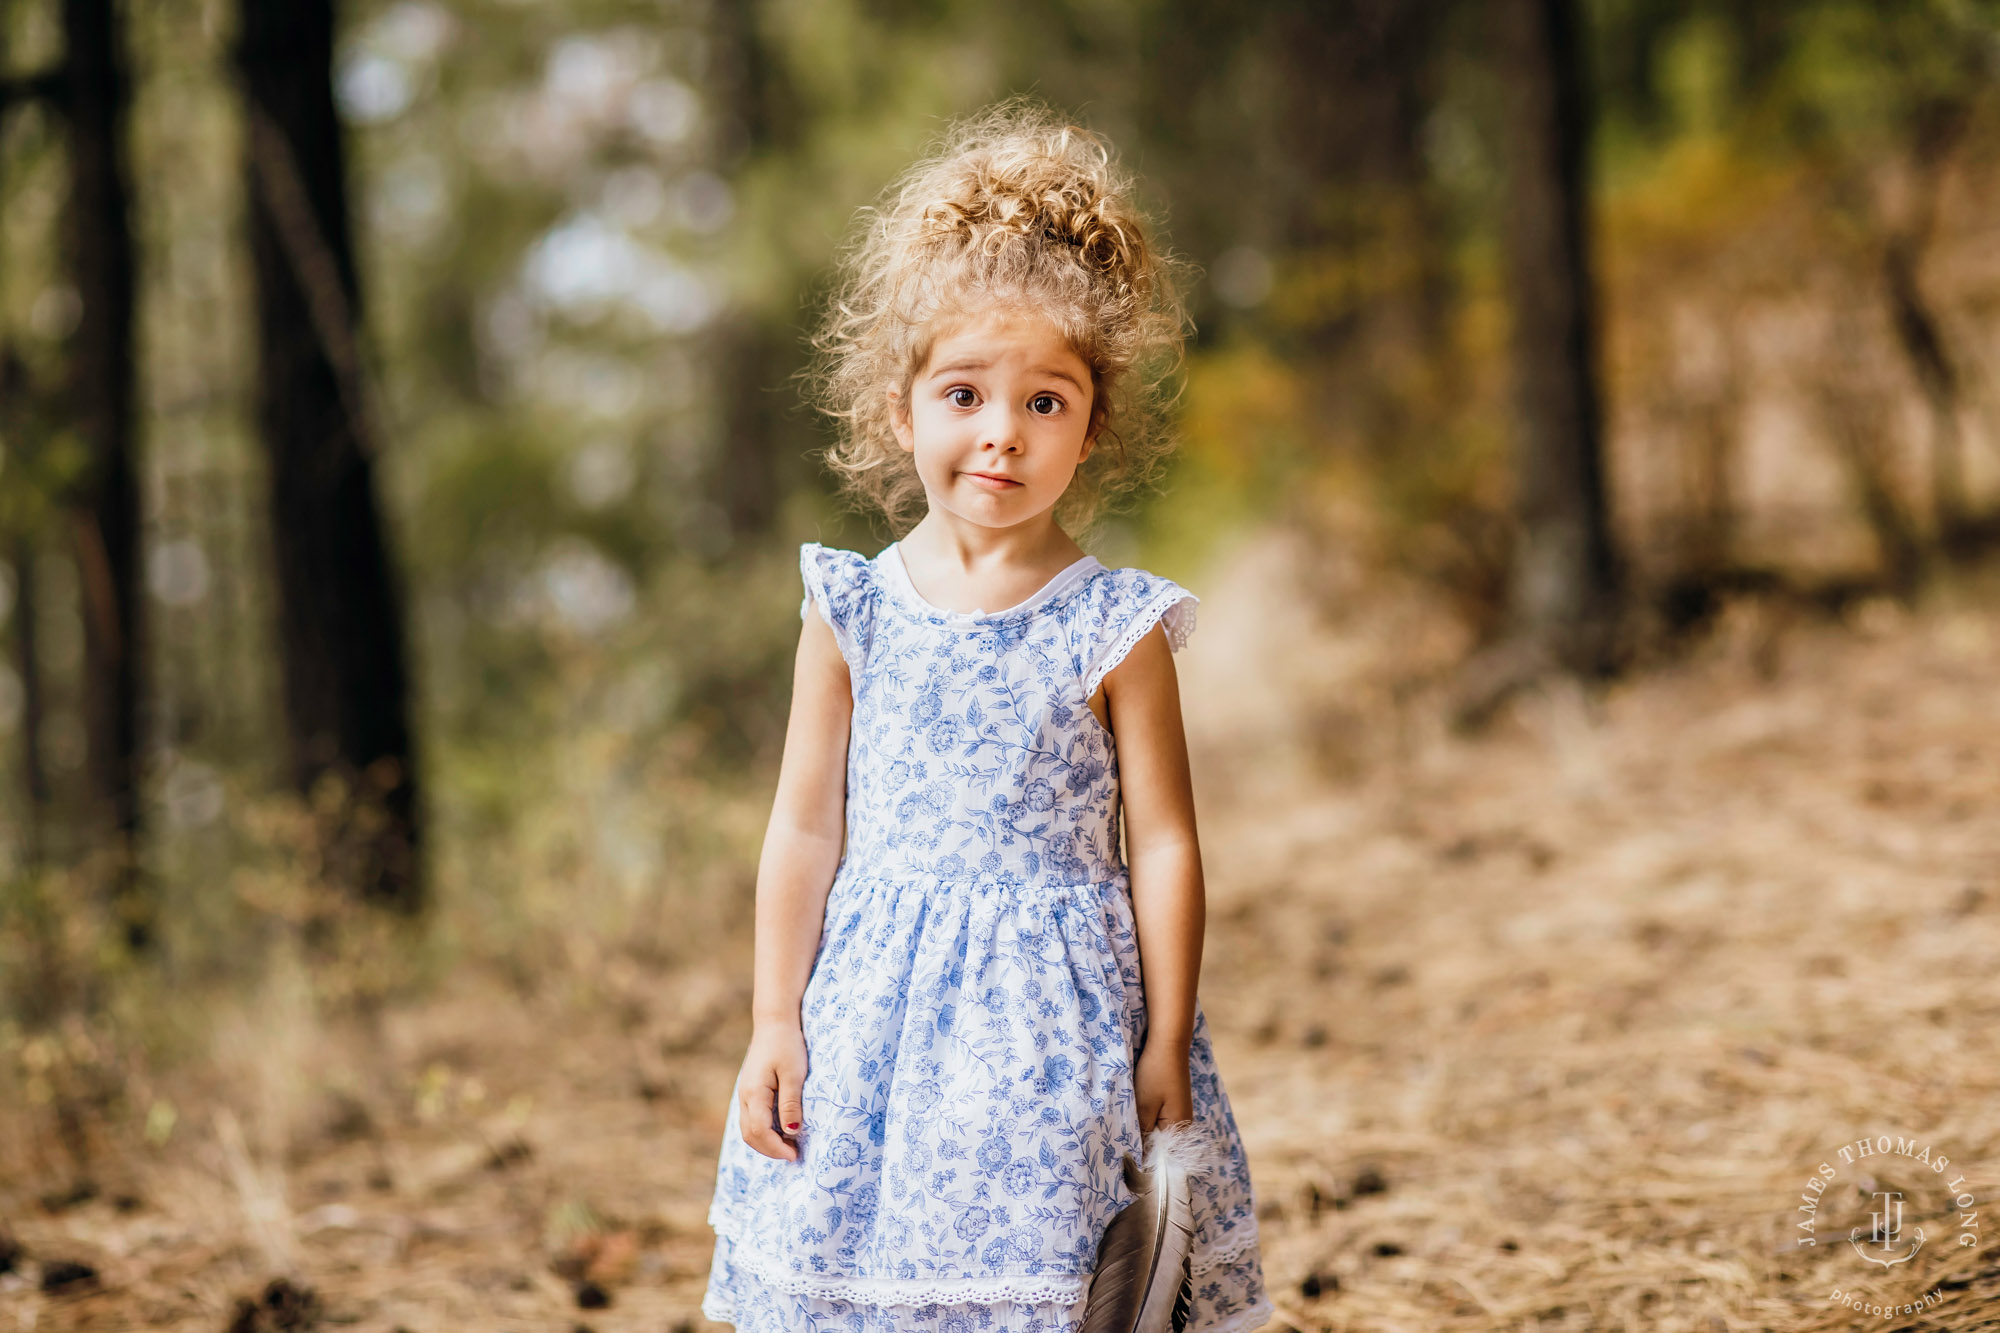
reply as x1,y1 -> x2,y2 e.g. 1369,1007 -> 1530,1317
1067,562 -> 1197,638
1063,562 -> 1199,696
799,541 -> 886,676
799,540 -> 882,593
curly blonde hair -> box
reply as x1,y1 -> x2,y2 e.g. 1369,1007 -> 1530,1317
803,99 -> 1190,538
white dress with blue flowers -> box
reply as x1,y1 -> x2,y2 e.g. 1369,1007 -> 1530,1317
702,540 -> 1272,1333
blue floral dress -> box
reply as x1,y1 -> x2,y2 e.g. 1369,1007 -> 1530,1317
703,540 -> 1272,1333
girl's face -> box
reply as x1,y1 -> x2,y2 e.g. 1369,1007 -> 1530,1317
892,307 -> 1096,531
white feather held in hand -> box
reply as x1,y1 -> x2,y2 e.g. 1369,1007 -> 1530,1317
1078,1120 -> 1225,1333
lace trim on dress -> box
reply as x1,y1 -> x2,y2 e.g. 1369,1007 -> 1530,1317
1082,586 -> 1200,700
1191,1224 -> 1263,1274
1160,594 -> 1198,653
703,1293 -> 1275,1333
707,1203 -> 1261,1304
703,1289 -> 1274,1333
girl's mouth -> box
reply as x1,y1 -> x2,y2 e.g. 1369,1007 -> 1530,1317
965,472 -> 1023,490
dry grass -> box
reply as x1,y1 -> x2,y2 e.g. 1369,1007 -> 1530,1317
1183,531 -> 2000,1332
2,529 -> 1996,1332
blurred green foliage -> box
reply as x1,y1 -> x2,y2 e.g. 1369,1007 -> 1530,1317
1,0 -> 1998,1054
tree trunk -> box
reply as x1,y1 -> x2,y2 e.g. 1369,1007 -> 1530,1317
13,537 -> 50,869
702,0 -> 796,551
61,0 -> 146,944
1495,0 -> 1620,671
1811,350 -> 1925,599
236,0 -> 422,910
1883,236 -> 1965,550
708,318 -> 790,546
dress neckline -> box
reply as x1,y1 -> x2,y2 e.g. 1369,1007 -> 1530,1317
883,541 -> 1104,624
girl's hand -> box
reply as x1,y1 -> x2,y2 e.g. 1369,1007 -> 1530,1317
737,1020 -> 809,1161
1134,1037 -> 1194,1132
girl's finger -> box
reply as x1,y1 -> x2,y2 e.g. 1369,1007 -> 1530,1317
776,1067 -> 805,1138
740,1077 -> 796,1161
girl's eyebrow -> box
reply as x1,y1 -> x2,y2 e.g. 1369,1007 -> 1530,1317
927,359 -> 1085,391
926,359 -> 992,379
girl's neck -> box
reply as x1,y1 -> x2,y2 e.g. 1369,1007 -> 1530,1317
896,517 -> 1092,616
901,515 -> 1085,572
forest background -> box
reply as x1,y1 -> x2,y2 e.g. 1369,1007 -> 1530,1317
2,1 -> 1999,1330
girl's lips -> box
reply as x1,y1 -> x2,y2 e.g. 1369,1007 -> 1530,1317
965,472 -> 1023,490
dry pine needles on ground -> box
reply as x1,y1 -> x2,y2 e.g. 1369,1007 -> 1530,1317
2,531 -> 1995,1332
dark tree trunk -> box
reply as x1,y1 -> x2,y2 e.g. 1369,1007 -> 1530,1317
61,0 -> 146,944
1878,101 -> 1973,558
1883,237 -> 1966,549
1724,0 -> 1789,100
703,0 -> 797,551
709,318 -> 791,545
1495,0 -> 1620,671
1684,382 -> 1741,577
710,0 -> 796,157
235,0 -> 422,910
1266,0 -> 1454,368
13,537 -> 50,869
1812,350 -> 1925,599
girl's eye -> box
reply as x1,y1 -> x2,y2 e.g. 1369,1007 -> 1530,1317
1030,394 -> 1061,415
948,388 -> 978,408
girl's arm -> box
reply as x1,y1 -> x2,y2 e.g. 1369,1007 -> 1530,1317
1101,620 -> 1205,1130
737,602 -> 853,1161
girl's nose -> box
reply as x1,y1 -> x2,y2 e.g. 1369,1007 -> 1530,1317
979,407 -> 1027,452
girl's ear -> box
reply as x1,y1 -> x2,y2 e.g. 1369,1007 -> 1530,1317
888,383 -> 914,453
1081,397 -> 1108,461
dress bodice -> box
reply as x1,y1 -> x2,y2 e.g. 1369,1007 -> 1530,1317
800,540 -> 1198,892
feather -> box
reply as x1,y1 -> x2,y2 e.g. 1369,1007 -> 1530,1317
1078,1121 -> 1224,1333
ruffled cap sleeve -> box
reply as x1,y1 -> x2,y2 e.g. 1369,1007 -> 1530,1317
799,541 -> 876,676
1073,568 -> 1199,700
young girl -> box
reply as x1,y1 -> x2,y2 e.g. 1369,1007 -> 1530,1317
702,101 -> 1273,1333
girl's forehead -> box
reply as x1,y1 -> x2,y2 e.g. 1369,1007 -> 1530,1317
922,306 -> 1088,371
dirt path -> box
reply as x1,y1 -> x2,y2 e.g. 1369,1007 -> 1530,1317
6,534 -> 1998,1332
